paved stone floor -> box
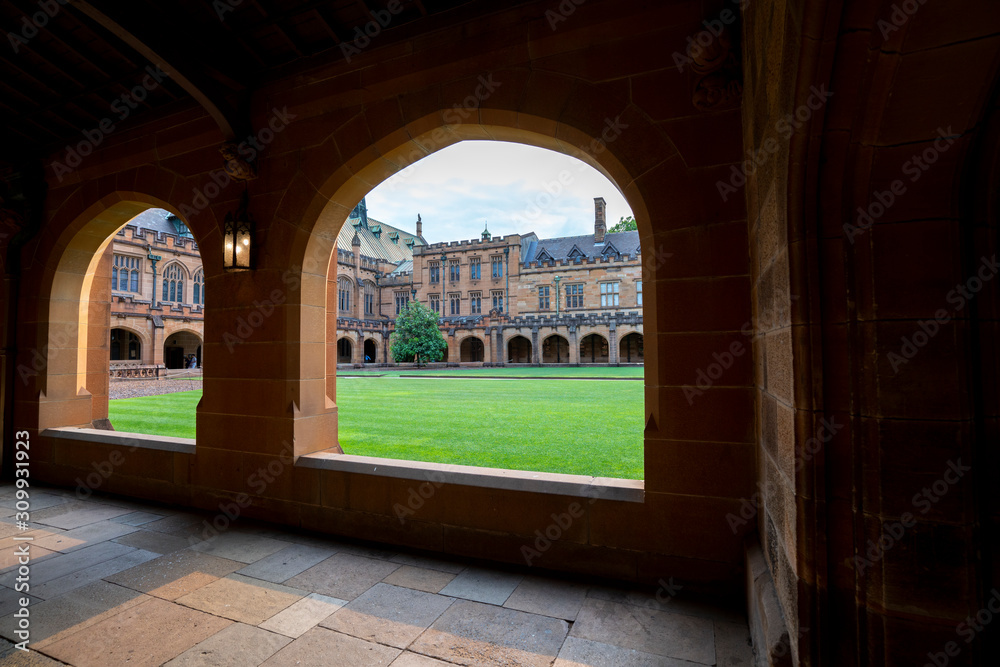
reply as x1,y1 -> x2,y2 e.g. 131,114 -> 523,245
0,483 -> 754,666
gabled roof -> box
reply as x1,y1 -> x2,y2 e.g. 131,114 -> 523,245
524,230 -> 640,263
337,214 -> 424,265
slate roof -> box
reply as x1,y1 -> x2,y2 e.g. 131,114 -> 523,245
126,208 -> 193,238
524,230 -> 640,263
390,260 -> 413,276
336,212 -> 424,265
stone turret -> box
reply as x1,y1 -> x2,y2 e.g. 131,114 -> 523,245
594,197 -> 607,243
416,214 -> 422,239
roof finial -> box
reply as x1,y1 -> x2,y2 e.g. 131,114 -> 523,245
481,221 -> 491,241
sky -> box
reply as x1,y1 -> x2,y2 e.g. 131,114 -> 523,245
363,141 -> 634,244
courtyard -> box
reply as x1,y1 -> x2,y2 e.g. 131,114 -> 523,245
108,370 -> 645,479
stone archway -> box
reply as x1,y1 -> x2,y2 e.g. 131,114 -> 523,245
337,337 -> 353,364
507,335 -> 531,363
110,328 -> 142,362
364,339 -> 377,363
619,332 -> 643,363
460,337 -> 484,363
579,334 -> 609,363
542,335 -> 569,363
164,330 -> 202,369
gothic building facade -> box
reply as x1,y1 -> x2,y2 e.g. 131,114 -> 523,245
334,197 -> 644,366
105,209 -> 204,374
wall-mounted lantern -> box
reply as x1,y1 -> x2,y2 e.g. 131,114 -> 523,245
223,189 -> 253,271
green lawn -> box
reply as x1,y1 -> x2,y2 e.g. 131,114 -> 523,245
341,366 -> 645,378
109,376 -> 644,479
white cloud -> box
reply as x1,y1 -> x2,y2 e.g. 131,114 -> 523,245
364,141 -> 634,243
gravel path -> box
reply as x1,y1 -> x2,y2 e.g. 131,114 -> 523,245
109,378 -> 203,400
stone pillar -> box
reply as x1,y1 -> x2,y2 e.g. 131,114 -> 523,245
494,327 -> 503,365
354,331 -> 363,364
608,321 -> 618,365
568,325 -> 579,365
531,326 -> 540,365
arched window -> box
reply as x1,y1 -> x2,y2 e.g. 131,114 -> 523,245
113,254 -> 141,293
338,277 -> 352,314
193,269 -> 204,306
162,263 -> 185,303
364,281 -> 375,315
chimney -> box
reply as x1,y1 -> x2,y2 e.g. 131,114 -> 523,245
594,197 -> 607,243
416,214 -> 422,238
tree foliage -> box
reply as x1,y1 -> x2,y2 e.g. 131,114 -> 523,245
390,300 -> 448,365
609,216 -> 637,233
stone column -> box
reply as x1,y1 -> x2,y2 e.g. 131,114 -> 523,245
608,321 -> 618,365
531,326 -> 540,365
494,327 -> 503,365
568,324 -> 579,365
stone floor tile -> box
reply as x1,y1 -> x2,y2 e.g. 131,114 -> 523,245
715,620 -> 754,666
187,531 -> 291,564
570,598 -> 716,665
284,552 -> 400,601
0,528 -> 63,552
31,520 -> 139,553
334,542 -> 398,560
30,504 -> 134,530
32,548 -> 159,600
389,553 -> 467,574
389,653 -> 455,667
103,549 -> 243,600
112,530 -> 192,555
0,586 -> 39,617
0,493 -> 69,511
41,596 -> 232,667
554,636 -> 694,666
109,511 -> 166,526
322,583 -> 455,649
259,592 -> 348,638
382,565 -> 456,594
0,541 -> 134,587
438,566 -> 522,605
0,639 -> 65,665
503,576 -> 589,621
0,580 -> 146,647
260,626 -> 401,666
140,513 -> 210,536
0,544 -> 58,572
164,622 -> 292,666
175,573 -> 305,625
235,544 -> 336,583
410,599 -> 568,667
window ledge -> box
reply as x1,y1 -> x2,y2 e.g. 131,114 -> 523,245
41,427 -> 196,454
298,452 -> 644,503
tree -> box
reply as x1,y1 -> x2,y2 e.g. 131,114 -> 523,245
609,215 -> 637,232
390,300 -> 448,366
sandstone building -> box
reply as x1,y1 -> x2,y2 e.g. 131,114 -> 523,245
334,196 -> 644,365
106,209 -> 205,374
0,1 -> 996,664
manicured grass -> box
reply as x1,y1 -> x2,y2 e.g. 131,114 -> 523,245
108,376 -> 644,479
341,366 -> 645,378
108,390 -> 200,439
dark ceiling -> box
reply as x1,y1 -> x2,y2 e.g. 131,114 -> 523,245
0,0 -> 476,166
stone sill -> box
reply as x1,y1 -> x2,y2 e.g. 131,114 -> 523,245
298,451 -> 645,502
42,428 -> 196,454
